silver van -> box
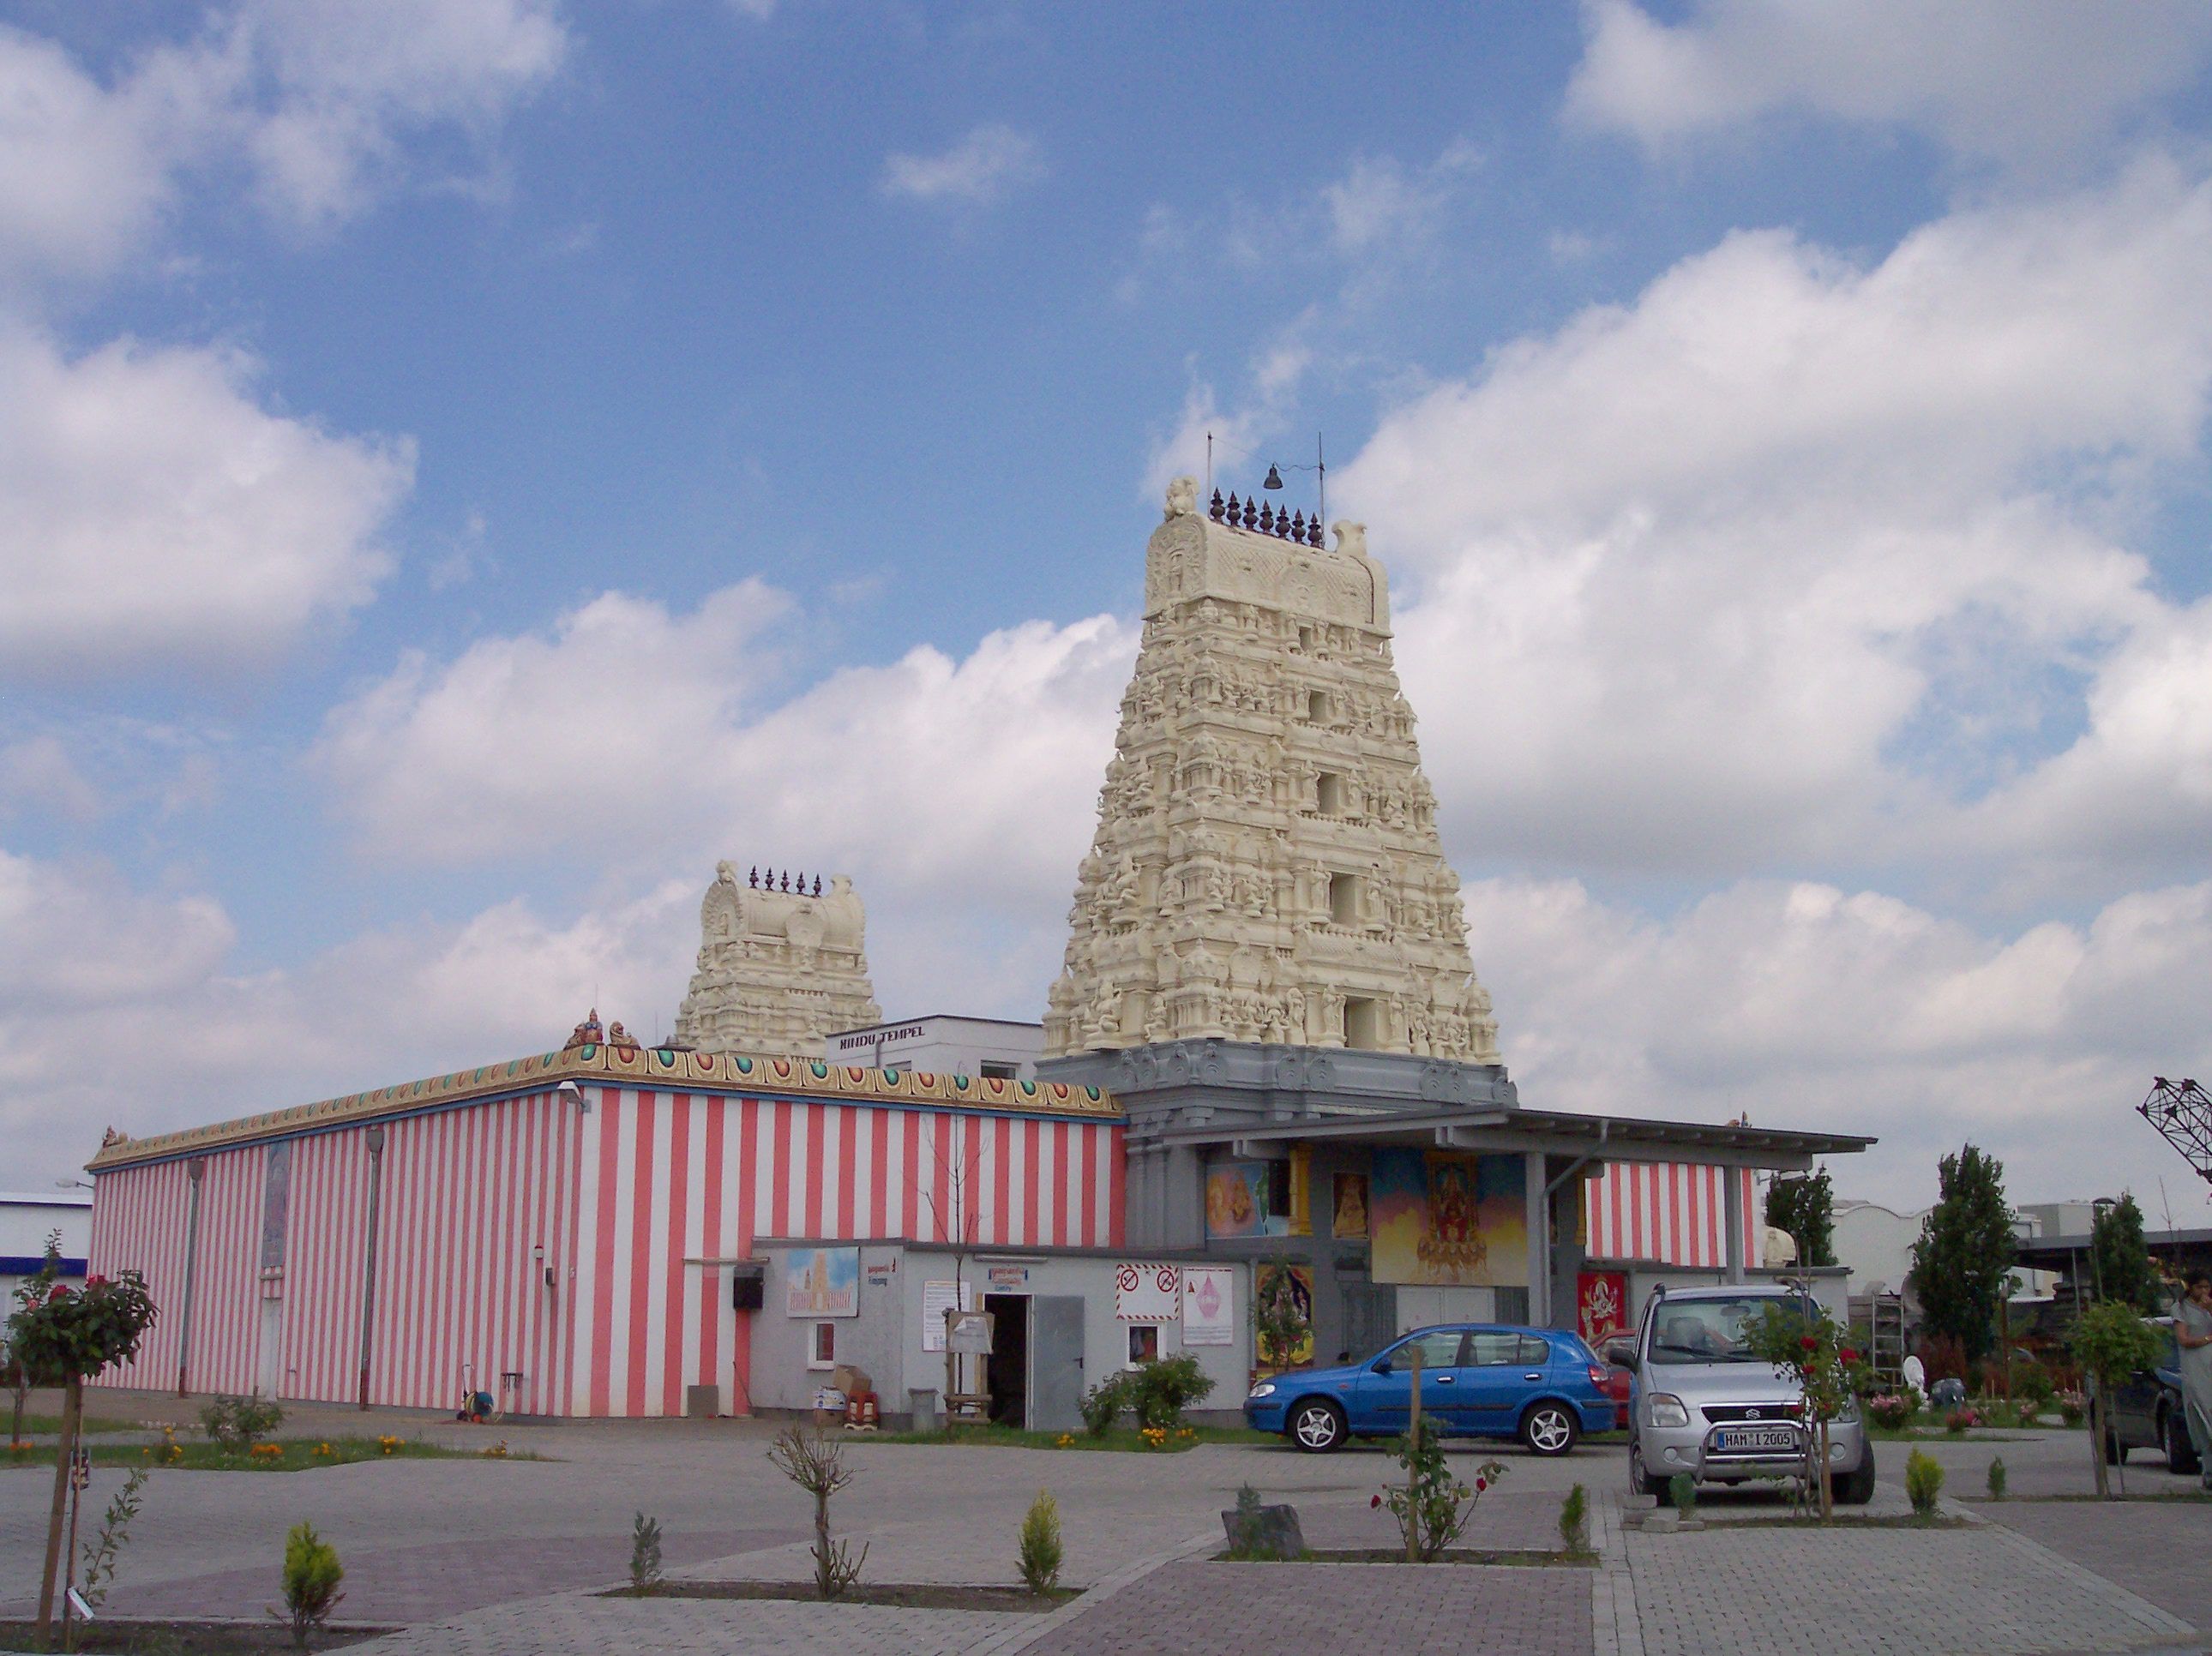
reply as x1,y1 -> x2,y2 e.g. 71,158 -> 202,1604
1616,1283 -> 1875,1506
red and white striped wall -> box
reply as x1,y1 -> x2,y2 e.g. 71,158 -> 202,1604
88,1081 -> 1121,1418
568,1087 -> 1123,1418
1584,1161 -> 1756,1270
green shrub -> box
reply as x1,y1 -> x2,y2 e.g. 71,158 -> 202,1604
1559,1483 -> 1590,1553
2012,1362 -> 2054,1410
1017,1491 -> 1063,1594
1667,1473 -> 1696,1517
1128,1355 -> 1214,1430
276,1521 -> 344,1651
1078,1373 -> 1129,1437
1987,1456 -> 2007,1501
1906,1449 -> 1945,1518
202,1395 -> 284,1455
629,1512 -> 663,1593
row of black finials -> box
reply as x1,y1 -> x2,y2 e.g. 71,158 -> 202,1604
1210,489 -> 1326,546
748,868 -> 822,895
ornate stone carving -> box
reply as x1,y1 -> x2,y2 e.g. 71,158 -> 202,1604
673,865 -> 882,1058
1041,480 -> 1500,1063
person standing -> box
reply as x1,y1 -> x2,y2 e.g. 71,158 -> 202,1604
2172,1272 -> 2212,1489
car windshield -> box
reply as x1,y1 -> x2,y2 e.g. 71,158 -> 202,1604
1648,1298 -> 1796,1365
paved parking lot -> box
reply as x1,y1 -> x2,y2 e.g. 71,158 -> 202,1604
6,1394 -> 2210,1655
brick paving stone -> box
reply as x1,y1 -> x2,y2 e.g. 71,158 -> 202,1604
1027,1560 -> 1593,1656
1981,1497 -> 2212,1634
1624,1519 -> 2192,1656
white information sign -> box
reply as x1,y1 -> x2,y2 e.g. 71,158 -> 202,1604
920,1279 -> 977,1352
1115,1262 -> 1181,1322
1181,1265 -> 1235,1346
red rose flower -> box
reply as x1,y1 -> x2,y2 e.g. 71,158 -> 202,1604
1839,1347 -> 1859,1364
1799,1334 -> 1817,1351
85,1274 -> 107,1287
46,1285 -> 70,1302
1370,1494 -> 1382,1509
1475,1478 -> 1488,1491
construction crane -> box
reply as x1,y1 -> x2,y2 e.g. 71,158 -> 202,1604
2138,1077 -> 2212,1188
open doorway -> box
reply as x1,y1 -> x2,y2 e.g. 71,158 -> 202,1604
983,1293 -> 1030,1427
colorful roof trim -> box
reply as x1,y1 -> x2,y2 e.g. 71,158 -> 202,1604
87,1041 -> 1118,1172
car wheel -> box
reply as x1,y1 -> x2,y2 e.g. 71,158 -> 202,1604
1630,1438 -> 1672,1503
1521,1401 -> 1580,1457
2165,1408 -> 2200,1475
1832,1443 -> 1876,1506
1289,1399 -> 1346,1454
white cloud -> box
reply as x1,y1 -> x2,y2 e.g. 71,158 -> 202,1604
880,123 -> 1044,206
0,328 -> 413,677
1141,333 -> 1313,502
0,1 -> 566,287
1466,873 -> 2212,1211
312,578 -> 1136,948
238,0 -> 568,228
0,847 -> 696,1182
0,736 -> 104,823
1565,0 -> 2212,161
0,25 -> 229,285
1319,140 -> 1480,255
1341,159 -> 2212,888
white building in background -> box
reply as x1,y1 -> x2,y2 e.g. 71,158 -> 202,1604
824,1016 -> 1043,1080
1836,1196 -> 2071,1308
2,1190 -> 91,1307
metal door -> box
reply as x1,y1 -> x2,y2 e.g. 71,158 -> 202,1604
1029,1296 -> 1086,1433
1340,1282 -> 1395,1364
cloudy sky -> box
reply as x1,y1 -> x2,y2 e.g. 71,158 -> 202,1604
4,1 -> 2210,1219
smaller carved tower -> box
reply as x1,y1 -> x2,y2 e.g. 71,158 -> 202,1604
673,864 -> 883,1057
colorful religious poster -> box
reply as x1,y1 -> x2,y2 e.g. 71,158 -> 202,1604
1203,1161 -> 1291,1239
1369,1149 -> 1526,1287
1115,1262 -> 1181,1321
1253,1261 -> 1314,1365
1181,1266 -> 1235,1347
1578,1269 -> 1630,1346
784,1246 -> 860,1317
1331,1172 -> 1370,1239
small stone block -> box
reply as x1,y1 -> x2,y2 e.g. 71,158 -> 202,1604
1220,1503 -> 1305,1558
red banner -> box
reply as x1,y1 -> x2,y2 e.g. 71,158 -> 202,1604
1578,1269 -> 1629,1345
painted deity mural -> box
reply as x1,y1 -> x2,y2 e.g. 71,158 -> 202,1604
1370,1149 -> 1525,1287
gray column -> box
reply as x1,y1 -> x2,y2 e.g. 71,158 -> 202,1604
1723,1168 -> 1746,1284
1524,1153 -> 1548,1327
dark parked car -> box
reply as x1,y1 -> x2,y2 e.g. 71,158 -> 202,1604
2107,1316 -> 2200,1474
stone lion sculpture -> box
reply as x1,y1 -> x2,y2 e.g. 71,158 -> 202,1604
1163,475 -> 1199,519
1331,519 -> 1367,557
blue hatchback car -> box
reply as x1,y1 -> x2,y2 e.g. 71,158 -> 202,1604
1244,1323 -> 1615,1455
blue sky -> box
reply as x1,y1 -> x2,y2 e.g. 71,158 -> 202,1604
5,0 -> 2211,1215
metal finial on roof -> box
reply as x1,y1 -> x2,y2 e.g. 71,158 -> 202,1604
1259,501 -> 1274,535
748,866 -> 759,888
813,874 -> 822,896
1209,489 -> 1225,523
1241,496 -> 1257,530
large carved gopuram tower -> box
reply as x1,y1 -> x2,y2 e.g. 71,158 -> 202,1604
1042,477 -> 1500,1065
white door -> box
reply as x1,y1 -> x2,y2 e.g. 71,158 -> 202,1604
258,1298 -> 283,1397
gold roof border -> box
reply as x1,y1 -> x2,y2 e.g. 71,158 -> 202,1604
88,1042 -> 1120,1172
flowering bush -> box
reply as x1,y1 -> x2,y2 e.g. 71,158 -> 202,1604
1138,1425 -> 1169,1449
376,1434 -> 401,1455
1945,1407 -> 1981,1433
1866,1392 -> 1920,1430
1053,1432 -> 1075,1448
480,1440 -> 509,1458
1744,1300 -> 1870,1520
1375,1421 -> 1500,1561
2057,1391 -> 2086,1427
